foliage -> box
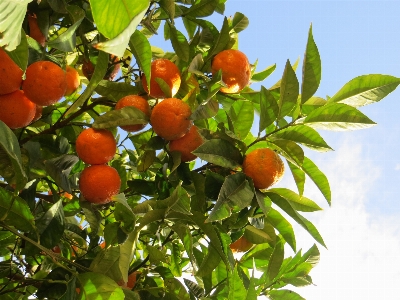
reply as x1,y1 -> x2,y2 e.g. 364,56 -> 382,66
0,0 -> 398,299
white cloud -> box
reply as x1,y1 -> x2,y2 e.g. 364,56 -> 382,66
276,140 -> 400,300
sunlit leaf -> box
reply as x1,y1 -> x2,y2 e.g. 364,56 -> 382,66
77,272 -> 125,299
92,106 -> 149,129
268,188 -> 322,212
230,12 -> 249,33
301,157 -> 331,206
129,30 -> 152,91
278,60 -> 299,118
252,64 -> 276,82
266,208 -> 296,251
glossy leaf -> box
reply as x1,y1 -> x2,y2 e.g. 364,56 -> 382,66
90,0 -> 149,39
129,30 -> 152,91
169,24 -> 190,62
267,237 -> 285,282
230,100 -> 254,139
36,200 -> 65,248
301,157 -> 331,205
77,272 -> 125,299
252,64 -> 276,82
255,191 -> 272,217
301,96 -> 326,115
0,121 -> 27,190
270,125 -> 332,152
301,24 -> 321,103
287,161 -> 305,196
269,139 -> 304,167
328,74 -> 400,107
7,29 -> 28,71
266,208 -> 296,251
259,86 -> 279,132
190,98 -> 219,120
278,60 -> 299,118
303,103 -> 376,131
185,0 -> 218,18
207,17 -> 230,60
192,139 -> 242,169
92,106 -> 149,129
268,188 -> 322,212
0,187 -> 35,232
230,12 -> 249,33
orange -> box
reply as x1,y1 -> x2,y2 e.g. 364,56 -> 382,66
211,49 -> 251,94
0,47 -> 23,95
141,59 -> 181,98
63,192 -> 73,200
100,241 -> 106,249
126,272 -> 139,289
230,236 -> 253,253
27,14 -> 46,47
169,125 -> 203,162
65,66 -> 80,96
242,148 -> 284,189
150,98 -> 192,140
31,105 -> 43,123
82,59 -> 95,80
115,95 -> 151,132
0,90 -> 36,129
52,245 -> 61,254
75,128 -> 116,165
79,165 -> 121,204
22,61 -> 67,106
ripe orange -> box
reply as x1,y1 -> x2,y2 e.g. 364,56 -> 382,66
82,59 -> 95,80
230,236 -> 253,253
52,245 -> 61,254
0,47 -> 23,95
211,49 -> 251,94
169,125 -> 203,162
65,66 -> 80,96
115,95 -> 151,132
22,61 -> 67,106
100,241 -> 106,249
150,98 -> 192,140
0,90 -> 36,129
31,105 -> 43,123
126,272 -> 139,289
242,148 -> 285,189
75,128 -> 116,165
141,59 -> 181,98
27,14 -> 46,47
79,165 -> 121,204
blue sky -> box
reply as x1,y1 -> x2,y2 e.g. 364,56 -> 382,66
147,1 -> 400,298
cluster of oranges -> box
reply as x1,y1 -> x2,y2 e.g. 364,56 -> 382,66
0,48 -> 80,130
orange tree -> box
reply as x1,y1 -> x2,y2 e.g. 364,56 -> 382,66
0,0 -> 399,299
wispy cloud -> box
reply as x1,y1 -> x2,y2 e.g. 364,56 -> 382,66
278,140 -> 400,300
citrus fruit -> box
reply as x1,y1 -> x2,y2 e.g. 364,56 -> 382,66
150,98 -> 192,140
169,125 -> 203,162
126,272 -> 139,289
230,236 -> 253,253
27,14 -> 46,47
115,95 -> 151,132
79,165 -> 121,204
0,90 -> 36,129
31,105 -> 43,123
242,148 -> 284,189
82,59 -> 95,80
75,128 -> 116,165
141,59 -> 181,98
211,49 -> 251,94
22,61 -> 67,106
0,47 -> 23,95
65,66 -> 80,96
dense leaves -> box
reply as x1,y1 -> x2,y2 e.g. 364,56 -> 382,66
0,1 -> 397,299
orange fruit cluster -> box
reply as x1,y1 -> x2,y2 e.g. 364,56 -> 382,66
0,47 -> 80,129
76,128 -> 121,204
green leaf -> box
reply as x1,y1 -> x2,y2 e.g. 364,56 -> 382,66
301,96 -> 326,115
303,103 -> 376,131
207,173 -> 254,222
169,23 -> 190,62
47,6 -> 84,52
255,191 -> 272,216
287,161 -> 305,196
267,192 -> 326,248
129,30 -> 152,91
230,12 -> 249,33
95,81 -> 139,102
92,106 -> 149,129
159,0 -> 175,21
259,86 -> 279,132
184,278 -> 205,298
244,224 -> 275,244
328,74 -> 400,107
0,0 -> 30,51
268,188 -> 322,212
268,289 -> 305,300
6,29 -> 28,71
80,201 -> 102,236
45,155 -> 79,194
207,17 -> 231,60
185,0 -> 218,18
301,24 -> 321,103
170,243 -> 182,276
0,121 -> 27,190
36,200 -> 65,248
196,243 -> 221,276
94,7 -> 148,57
229,100 -> 254,139
252,64 -> 276,82
279,60 -> 300,118
192,139 -> 242,169
0,187 -> 35,232
301,243 -> 320,267
36,268 -> 73,299
270,125 -> 332,152
190,98 -> 219,120
269,139 -> 304,167
90,0 -> 149,39
267,237 -> 285,282
228,265 -> 247,300
300,157 -> 331,205
266,208 -> 296,251
77,272 -> 125,299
